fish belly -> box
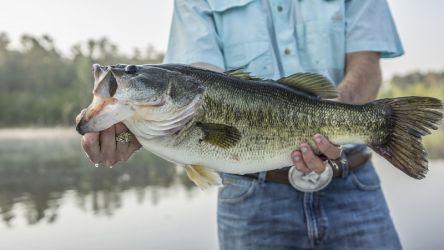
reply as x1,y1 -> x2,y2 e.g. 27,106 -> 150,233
135,116 -> 370,175
136,130 -> 295,174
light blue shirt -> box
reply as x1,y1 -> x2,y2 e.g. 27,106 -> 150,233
164,0 -> 403,85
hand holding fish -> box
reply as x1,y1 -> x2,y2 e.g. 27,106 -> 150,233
291,134 -> 342,174
81,122 -> 141,166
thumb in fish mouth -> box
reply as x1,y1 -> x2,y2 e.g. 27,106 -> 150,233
75,96 -> 134,135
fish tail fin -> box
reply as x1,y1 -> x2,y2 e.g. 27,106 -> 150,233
184,164 -> 222,189
369,96 -> 443,179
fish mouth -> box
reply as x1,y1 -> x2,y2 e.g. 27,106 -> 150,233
75,96 -> 134,135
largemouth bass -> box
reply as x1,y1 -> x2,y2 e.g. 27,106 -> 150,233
76,64 -> 443,188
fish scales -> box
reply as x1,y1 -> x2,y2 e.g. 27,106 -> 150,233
171,68 -> 386,164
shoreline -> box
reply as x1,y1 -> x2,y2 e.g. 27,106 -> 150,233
0,127 -> 78,140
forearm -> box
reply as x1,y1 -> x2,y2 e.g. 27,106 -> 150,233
337,52 -> 382,104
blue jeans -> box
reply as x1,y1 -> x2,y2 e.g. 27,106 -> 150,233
217,161 -> 401,250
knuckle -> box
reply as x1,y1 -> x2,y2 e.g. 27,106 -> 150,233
303,153 -> 314,162
319,143 -> 332,153
311,165 -> 323,172
293,160 -> 303,168
306,157 -> 321,168
327,148 -> 340,159
314,167 -> 325,173
299,167 -> 310,173
306,162 -> 317,169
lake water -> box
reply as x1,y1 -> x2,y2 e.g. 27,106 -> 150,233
0,128 -> 443,250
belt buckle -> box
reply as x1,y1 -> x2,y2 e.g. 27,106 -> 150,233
288,164 -> 333,192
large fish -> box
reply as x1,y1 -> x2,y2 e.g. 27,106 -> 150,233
76,64 -> 443,188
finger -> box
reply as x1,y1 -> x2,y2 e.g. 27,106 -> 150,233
115,123 -> 129,161
291,150 -> 311,174
81,133 -> 101,163
314,134 -> 341,160
100,126 -> 117,166
300,143 -> 326,174
122,138 -> 142,161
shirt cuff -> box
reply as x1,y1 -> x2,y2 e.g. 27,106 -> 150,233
346,41 -> 404,58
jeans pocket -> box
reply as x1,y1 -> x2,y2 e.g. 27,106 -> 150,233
350,162 -> 381,191
218,174 -> 257,204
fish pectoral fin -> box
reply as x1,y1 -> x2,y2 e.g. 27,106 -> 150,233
196,122 -> 241,149
185,165 -> 222,189
277,73 -> 338,99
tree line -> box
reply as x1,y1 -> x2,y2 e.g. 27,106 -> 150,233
0,32 -> 163,127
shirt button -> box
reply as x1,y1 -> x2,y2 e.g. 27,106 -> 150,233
284,48 -> 291,55
277,5 -> 283,12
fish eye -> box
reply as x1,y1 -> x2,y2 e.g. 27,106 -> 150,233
125,65 -> 138,74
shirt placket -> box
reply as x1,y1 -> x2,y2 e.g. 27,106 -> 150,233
268,0 -> 302,77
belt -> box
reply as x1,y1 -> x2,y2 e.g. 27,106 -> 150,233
243,144 -> 372,185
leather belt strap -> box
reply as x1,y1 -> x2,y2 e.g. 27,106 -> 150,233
243,145 -> 372,185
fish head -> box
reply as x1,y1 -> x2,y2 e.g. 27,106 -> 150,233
76,64 -> 137,135
76,64 -> 205,135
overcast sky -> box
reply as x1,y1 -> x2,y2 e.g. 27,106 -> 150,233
1,0 -> 443,80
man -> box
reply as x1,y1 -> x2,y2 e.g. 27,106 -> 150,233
82,0 -> 404,249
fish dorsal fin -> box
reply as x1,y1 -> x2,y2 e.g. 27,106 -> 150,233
196,122 -> 241,149
278,73 -> 338,99
225,69 -> 261,81
184,164 -> 222,189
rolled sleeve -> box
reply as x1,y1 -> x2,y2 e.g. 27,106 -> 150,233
345,0 -> 404,58
164,0 -> 225,69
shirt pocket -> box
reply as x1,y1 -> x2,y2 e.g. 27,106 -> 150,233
295,0 -> 346,71
223,41 -> 274,79
207,0 -> 269,50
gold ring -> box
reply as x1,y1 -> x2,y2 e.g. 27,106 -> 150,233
115,132 -> 133,143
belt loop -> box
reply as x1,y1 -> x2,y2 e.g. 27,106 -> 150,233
341,161 -> 350,178
338,148 -> 350,178
258,171 -> 267,184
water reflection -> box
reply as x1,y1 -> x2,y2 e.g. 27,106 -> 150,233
0,132 -> 195,227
